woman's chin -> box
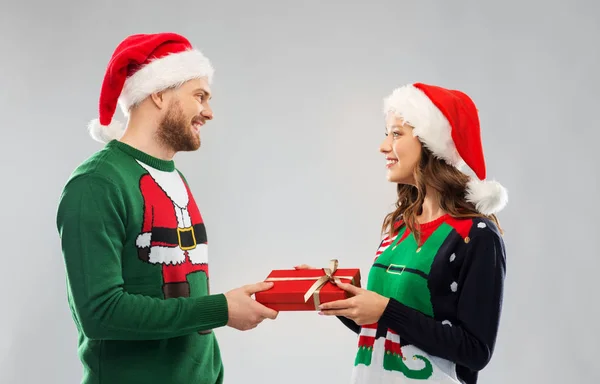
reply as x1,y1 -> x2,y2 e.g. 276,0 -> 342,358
386,173 -> 415,186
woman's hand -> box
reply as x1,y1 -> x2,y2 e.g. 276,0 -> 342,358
318,281 -> 390,326
293,264 -> 389,325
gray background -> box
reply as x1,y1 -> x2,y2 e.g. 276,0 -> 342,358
1,0 -> 598,383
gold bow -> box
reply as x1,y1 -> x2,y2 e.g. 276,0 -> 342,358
302,259 -> 339,303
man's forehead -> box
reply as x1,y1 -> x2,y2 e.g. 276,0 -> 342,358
186,78 -> 211,91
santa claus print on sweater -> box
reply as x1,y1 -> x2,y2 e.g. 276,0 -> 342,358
134,160 -> 209,300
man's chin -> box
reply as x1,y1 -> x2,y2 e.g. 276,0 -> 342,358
192,138 -> 201,150
167,139 -> 200,153
181,139 -> 201,152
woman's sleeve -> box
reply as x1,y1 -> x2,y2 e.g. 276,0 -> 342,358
337,316 -> 361,334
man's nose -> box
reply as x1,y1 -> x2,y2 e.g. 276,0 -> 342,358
201,105 -> 213,120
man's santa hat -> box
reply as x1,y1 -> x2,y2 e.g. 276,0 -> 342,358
383,82 -> 508,215
88,32 -> 214,143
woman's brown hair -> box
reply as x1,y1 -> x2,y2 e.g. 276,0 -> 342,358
382,146 -> 502,245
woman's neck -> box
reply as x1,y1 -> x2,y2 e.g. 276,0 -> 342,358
418,188 -> 447,223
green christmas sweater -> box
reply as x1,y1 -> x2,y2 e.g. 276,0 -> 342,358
56,140 -> 229,384
338,214 -> 506,384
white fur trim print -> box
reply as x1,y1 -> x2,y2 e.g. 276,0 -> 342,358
136,232 -> 152,248
87,118 -> 125,144
118,49 -> 214,114
175,207 -> 192,228
465,178 -> 508,215
188,243 -> 208,265
136,161 -> 189,208
147,246 -> 186,265
383,84 -> 464,168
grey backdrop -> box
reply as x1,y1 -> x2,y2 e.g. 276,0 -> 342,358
1,0 -> 598,383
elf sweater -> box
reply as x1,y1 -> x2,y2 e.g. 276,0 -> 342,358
56,140 -> 229,384
339,214 -> 506,384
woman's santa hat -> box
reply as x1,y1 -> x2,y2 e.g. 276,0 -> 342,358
383,82 -> 508,215
88,32 -> 214,143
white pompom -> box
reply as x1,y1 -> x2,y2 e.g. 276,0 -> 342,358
87,118 -> 125,144
465,178 -> 508,215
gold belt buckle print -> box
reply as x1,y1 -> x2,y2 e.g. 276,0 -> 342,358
177,226 -> 197,251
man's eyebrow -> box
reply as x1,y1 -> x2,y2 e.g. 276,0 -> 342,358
194,88 -> 212,100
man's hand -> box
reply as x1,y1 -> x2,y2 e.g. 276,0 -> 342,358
293,264 -> 315,269
224,282 -> 279,331
318,280 -> 390,326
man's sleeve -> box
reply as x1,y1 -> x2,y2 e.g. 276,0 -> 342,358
56,174 -> 229,340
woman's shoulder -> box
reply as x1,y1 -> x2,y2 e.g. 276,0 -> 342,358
441,215 -> 505,260
445,215 -> 502,238
467,216 -> 502,242
451,216 -> 506,261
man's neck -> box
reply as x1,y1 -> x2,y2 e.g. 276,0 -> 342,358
119,114 -> 175,161
120,134 -> 176,161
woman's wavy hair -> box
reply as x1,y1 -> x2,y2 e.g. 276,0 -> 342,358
382,146 -> 502,244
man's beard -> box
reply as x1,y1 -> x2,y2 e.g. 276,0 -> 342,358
156,100 -> 201,153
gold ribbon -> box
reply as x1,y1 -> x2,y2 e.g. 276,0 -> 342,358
265,259 -> 353,308
302,259 -> 338,304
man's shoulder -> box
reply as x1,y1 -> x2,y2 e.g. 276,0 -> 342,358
63,143 -> 140,190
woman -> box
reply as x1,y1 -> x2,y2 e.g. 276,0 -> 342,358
298,83 -> 507,384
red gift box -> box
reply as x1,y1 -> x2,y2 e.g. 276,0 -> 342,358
254,259 -> 361,311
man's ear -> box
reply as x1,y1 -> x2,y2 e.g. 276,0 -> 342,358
150,90 -> 167,109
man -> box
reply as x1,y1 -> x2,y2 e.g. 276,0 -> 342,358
56,32 -> 278,384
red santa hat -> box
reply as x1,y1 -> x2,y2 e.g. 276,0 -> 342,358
88,32 -> 214,143
383,82 -> 508,215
